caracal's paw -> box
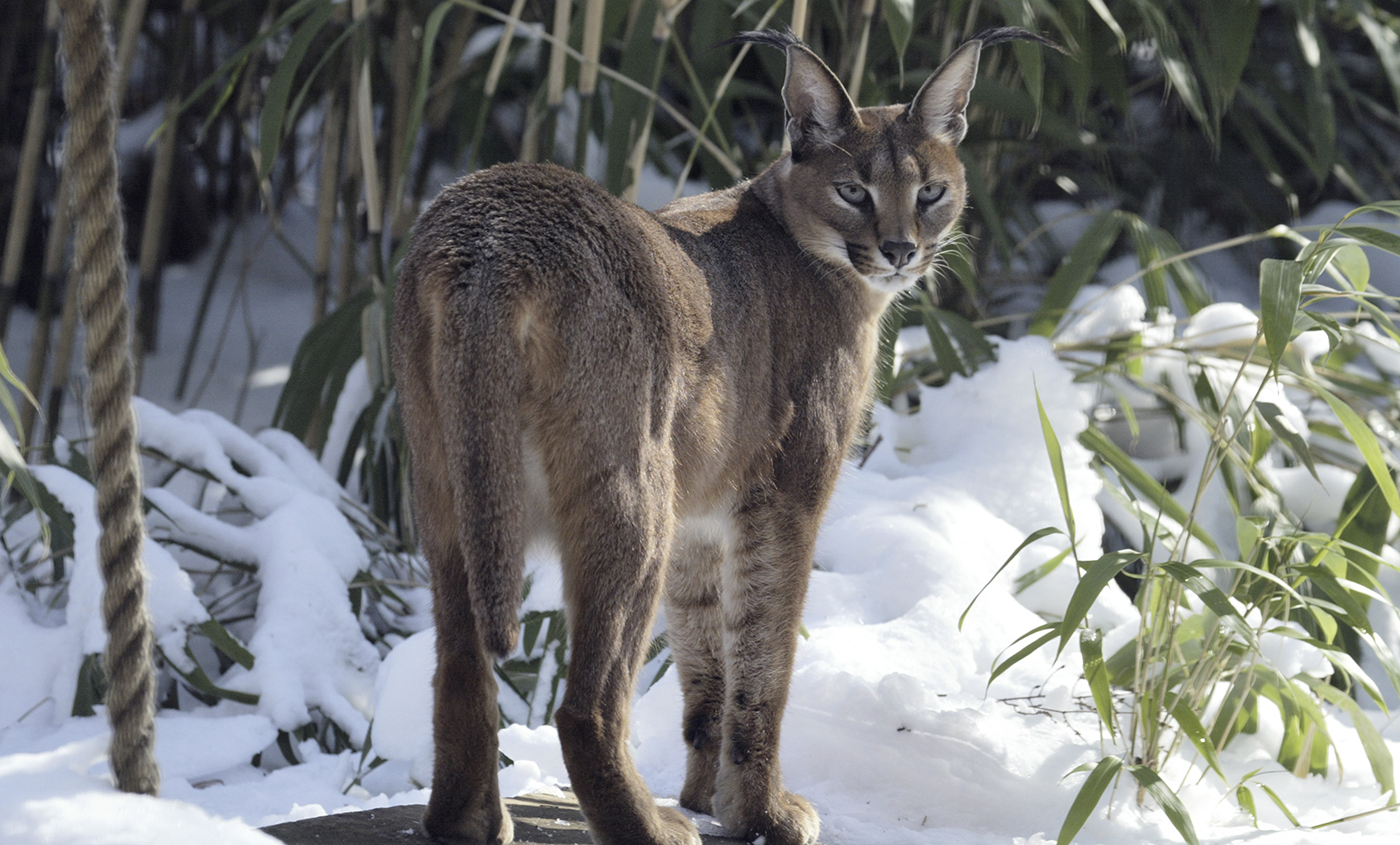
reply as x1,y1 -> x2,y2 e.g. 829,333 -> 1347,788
714,788 -> 820,845
656,805 -> 704,845
678,781 -> 714,816
421,796 -> 514,844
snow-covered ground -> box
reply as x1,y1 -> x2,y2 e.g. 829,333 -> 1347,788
3,180 -> 1400,841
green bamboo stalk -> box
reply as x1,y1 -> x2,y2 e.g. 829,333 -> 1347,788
574,0 -> 605,171
0,0 -> 58,337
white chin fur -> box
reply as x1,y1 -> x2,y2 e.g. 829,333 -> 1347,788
864,271 -> 919,294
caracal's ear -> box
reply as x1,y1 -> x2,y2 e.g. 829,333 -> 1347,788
907,27 -> 1066,145
781,42 -> 858,155
724,31 -> 857,158
906,38 -> 982,146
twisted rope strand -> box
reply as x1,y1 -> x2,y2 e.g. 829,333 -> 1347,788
57,0 -> 159,796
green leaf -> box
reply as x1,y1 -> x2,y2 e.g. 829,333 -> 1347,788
1081,628 -> 1116,740
197,619 -> 255,670
1079,425 -> 1220,554
1315,386 -> 1400,517
989,623 -> 1058,686
1029,212 -> 1124,336
257,0 -> 337,181
1330,243 -> 1370,291
1013,545 -> 1072,595
882,0 -> 914,71
960,526 -> 1064,629
1159,561 -> 1258,648
1126,764 -> 1200,845
1236,784 -> 1257,827
1056,756 -> 1123,845
1260,258 -> 1302,366
1058,551 -> 1141,655
1256,401 -> 1318,482
395,1 -> 455,211
1335,225 -> 1400,257
1036,386 -> 1076,546
1171,699 -> 1226,783
1255,781 -> 1302,827
1299,675 -> 1395,798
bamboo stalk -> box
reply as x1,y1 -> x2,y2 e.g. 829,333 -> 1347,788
791,0 -> 809,42
20,165 -> 72,450
387,2 -> 415,239
484,0 -> 528,97
173,216 -> 237,401
313,88 -> 346,321
848,0 -> 878,103
352,0 -> 383,246
112,0 -> 149,110
579,0 -> 606,96
338,82 -> 363,304
574,0 -> 606,170
622,31 -> 671,204
0,0 -> 59,337
543,0 -> 572,163
133,0 -> 200,369
0,0 -> 27,117
547,0 -> 571,108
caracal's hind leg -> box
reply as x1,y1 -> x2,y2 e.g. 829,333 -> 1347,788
712,484 -> 821,845
546,434 -> 700,845
665,532 -> 727,815
411,450 -> 513,844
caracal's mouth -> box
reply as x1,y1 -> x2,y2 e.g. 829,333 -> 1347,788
863,269 -> 921,294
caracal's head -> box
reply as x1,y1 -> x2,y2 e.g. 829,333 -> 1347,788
740,31 -> 988,296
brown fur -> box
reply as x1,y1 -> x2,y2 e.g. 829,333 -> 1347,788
392,32 -> 988,845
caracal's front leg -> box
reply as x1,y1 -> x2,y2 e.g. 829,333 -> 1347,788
712,482 -> 822,845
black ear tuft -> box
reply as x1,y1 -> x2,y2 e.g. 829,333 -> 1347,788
905,27 -> 1064,145
725,29 -> 857,158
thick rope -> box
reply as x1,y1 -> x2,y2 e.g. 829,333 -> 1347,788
57,0 -> 160,795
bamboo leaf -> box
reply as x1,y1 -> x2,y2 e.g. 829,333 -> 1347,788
989,624 -> 1058,686
1260,258 -> 1302,366
1127,765 -> 1200,845
1058,551 -> 1141,655
258,0 -> 337,181
1030,212 -> 1123,336
1013,545 -> 1072,595
1256,401 -> 1318,482
961,526 -> 1064,629
1298,675 -> 1395,799
1056,756 -> 1123,845
1236,784 -> 1257,827
1315,386 -> 1400,517
1255,781 -> 1303,827
1160,561 -> 1258,648
1331,243 -> 1370,291
882,0 -> 914,70
1335,225 -> 1400,256
1079,425 -> 1220,554
1080,627 -> 1116,740
1171,698 -> 1226,782
1036,386 -> 1076,544
197,619 -> 255,670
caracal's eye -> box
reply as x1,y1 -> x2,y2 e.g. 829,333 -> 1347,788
836,183 -> 869,206
918,184 -> 947,205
